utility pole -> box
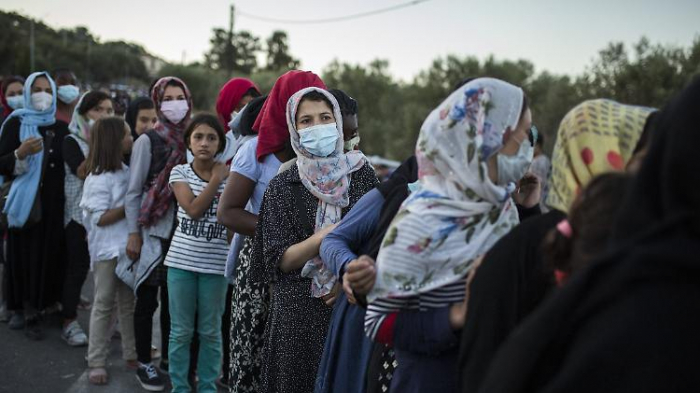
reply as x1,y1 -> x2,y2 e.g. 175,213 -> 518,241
29,20 -> 35,71
227,4 -> 235,73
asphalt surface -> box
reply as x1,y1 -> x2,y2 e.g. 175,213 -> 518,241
0,269 -> 178,393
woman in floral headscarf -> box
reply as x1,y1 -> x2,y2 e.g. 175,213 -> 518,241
458,99 -> 655,393
251,87 -> 377,393
124,76 -> 192,391
361,77 -> 533,392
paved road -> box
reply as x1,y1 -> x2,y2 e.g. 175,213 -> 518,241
0,270 -> 227,393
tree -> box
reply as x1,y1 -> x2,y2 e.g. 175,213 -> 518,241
265,31 -> 300,71
204,28 -> 261,74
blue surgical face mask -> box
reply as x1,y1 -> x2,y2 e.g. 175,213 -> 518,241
496,136 -> 534,186
298,123 -> 339,157
57,85 -> 80,104
6,95 -> 24,110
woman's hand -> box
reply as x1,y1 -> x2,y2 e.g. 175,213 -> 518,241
512,173 -> 541,208
211,162 -> 230,184
322,282 -> 341,307
345,255 -> 377,295
15,137 -> 43,160
342,275 -> 357,305
449,255 -> 484,330
126,233 -> 143,261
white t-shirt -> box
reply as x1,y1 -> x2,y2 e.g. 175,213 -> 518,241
80,165 -> 130,266
224,137 -> 282,279
164,164 -> 229,275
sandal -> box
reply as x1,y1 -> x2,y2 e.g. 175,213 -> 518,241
88,367 -> 108,385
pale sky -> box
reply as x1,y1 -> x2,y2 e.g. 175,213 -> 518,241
4,0 -> 700,81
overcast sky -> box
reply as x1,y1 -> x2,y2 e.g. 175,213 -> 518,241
4,0 -> 699,81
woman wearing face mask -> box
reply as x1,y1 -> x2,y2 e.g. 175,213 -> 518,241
60,91 -> 115,347
457,99 -> 655,393
52,69 -> 80,125
124,76 -> 191,391
217,70 -> 325,393
0,71 -> 69,339
354,78 -> 531,393
251,87 -> 377,393
1,76 -> 25,124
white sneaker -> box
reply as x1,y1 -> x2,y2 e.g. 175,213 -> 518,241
62,320 -> 88,347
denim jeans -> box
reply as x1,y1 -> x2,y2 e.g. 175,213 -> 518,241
167,267 -> 228,393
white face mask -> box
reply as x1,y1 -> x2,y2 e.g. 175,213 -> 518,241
6,95 -> 24,110
343,135 -> 361,151
160,99 -> 189,124
87,118 -> 96,128
31,92 -> 53,111
496,137 -> 534,186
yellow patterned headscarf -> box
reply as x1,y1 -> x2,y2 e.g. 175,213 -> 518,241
546,99 -> 654,213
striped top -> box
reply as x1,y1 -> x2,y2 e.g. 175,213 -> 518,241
164,163 -> 228,275
365,278 -> 466,340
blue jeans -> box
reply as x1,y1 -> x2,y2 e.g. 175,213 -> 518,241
167,267 -> 228,393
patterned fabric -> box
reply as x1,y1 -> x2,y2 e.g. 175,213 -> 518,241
138,76 -> 191,227
545,99 -> 654,213
368,78 -> 524,304
67,92 -> 91,141
0,71 -> 56,228
64,134 -> 89,226
286,87 -> 367,298
229,236 -> 268,393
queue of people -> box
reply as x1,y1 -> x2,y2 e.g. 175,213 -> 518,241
0,66 -> 698,393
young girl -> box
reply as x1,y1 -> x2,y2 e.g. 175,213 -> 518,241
165,113 -> 230,393
80,116 -> 136,385
62,90 -> 115,347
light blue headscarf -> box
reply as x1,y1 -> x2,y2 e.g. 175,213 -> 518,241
0,71 -> 57,228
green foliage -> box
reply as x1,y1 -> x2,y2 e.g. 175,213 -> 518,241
265,31 -> 300,72
3,10 -> 698,162
0,11 -> 150,85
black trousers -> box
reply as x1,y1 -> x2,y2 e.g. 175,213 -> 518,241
134,283 -> 170,364
61,220 -> 90,320
221,284 -> 233,382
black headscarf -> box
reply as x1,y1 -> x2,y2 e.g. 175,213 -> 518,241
125,96 -> 155,140
236,95 -> 267,137
329,89 -> 358,116
476,78 -> 700,393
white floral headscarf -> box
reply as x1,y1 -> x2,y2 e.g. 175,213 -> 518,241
368,78 -> 524,303
286,87 -> 367,297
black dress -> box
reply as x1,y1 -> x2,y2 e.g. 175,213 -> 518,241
253,163 -> 377,393
0,117 -> 68,312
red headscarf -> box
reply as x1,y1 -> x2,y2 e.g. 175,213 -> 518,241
1,76 -> 25,118
254,70 -> 326,161
216,78 -> 261,131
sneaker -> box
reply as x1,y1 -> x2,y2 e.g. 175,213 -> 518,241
8,312 -> 24,329
136,363 -> 165,391
62,320 -> 88,347
24,315 -> 43,341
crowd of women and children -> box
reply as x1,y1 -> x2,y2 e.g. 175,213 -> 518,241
0,66 -> 698,393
